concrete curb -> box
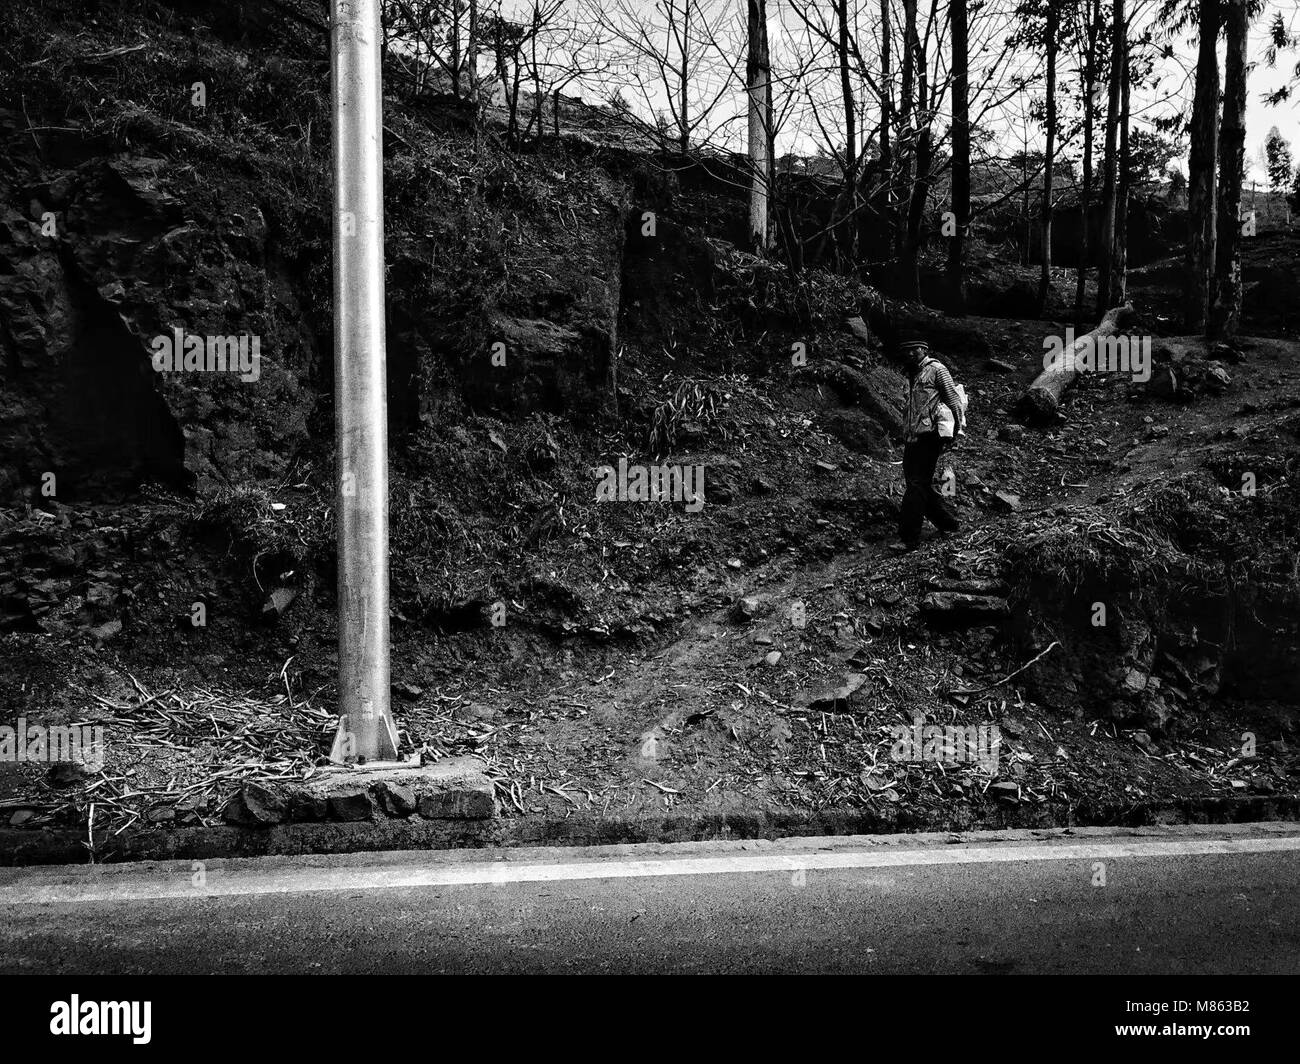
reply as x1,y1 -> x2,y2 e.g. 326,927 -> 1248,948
2,793 -> 1298,866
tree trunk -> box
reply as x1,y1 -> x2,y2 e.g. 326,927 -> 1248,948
680,0 -> 692,155
467,0 -> 479,104
1212,0 -> 1249,337
1075,1 -> 1099,324
1096,0 -> 1124,318
1114,33 -> 1130,306
1039,3 -> 1058,313
836,0 -> 857,262
1022,129 -> 1030,267
747,0 -> 771,252
450,0 -> 463,97
1185,0 -> 1221,331
899,0 -> 917,274
902,0 -> 928,300
947,0 -> 970,312
1017,304 -> 1135,423
879,0 -> 894,256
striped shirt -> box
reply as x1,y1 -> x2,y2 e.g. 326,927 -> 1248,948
905,356 -> 964,442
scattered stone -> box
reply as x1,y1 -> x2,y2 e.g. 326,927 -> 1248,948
262,587 -> 298,618
813,460 -> 839,474
992,491 -> 1021,512
750,476 -> 776,495
88,619 -> 122,642
9,810 -> 35,827
804,672 -> 869,711
997,424 -> 1025,444
1130,729 -> 1155,752
146,804 -> 175,823
985,358 -> 1018,374
753,634 -> 773,646
392,681 -> 424,702
1121,667 -> 1148,695
223,781 -> 288,827
726,558 -> 744,570
1204,362 -> 1232,390
989,781 -> 1020,801
732,595 -> 762,622
414,758 -> 497,818
283,787 -> 329,822
764,650 -> 783,667
999,715 -> 1029,739
378,782 -> 418,817
329,791 -> 375,822
920,592 -> 1009,624
85,582 -> 116,609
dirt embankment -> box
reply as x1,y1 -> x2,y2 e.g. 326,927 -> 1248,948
0,0 -> 1296,854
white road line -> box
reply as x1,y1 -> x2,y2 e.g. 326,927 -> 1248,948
2,835 -> 1299,905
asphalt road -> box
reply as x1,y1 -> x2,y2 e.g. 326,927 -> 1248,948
1,824 -> 1298,974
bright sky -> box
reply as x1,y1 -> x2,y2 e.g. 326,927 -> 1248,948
496,0 -> 1300,186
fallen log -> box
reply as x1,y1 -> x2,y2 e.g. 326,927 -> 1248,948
1016,304 -> 1134,423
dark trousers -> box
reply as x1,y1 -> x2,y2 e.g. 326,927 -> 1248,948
901,432 -> 959,544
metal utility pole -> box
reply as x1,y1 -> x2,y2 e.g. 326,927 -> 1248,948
329,0 -> 399,764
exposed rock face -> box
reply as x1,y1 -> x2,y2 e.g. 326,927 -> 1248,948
0,142 -> 319,502
451,175 -> 628,416
0,123 -> 630,505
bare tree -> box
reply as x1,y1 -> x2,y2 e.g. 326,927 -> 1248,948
835,0 -> 858,260
1039,1 -> 1060,312
947,0 -> 970,310
594,0 -> 736,155
1074,0 -> 1104,322
1096,0 -> 1126,315
747,0 -> 771,251
1185,0 -> 1220,331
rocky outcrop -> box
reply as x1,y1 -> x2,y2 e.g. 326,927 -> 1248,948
0,139 -> 319,502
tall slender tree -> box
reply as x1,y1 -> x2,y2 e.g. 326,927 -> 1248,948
1096,0 -> 1125,315
1115,35 -> 1131,305
899,0 -> 917,269
878,0 -> 895,256
1212,0 -> 1251,336
948,0 -> 971,311
747,0 -> 771,252
1039,0 -> 1060,312
1075,0 -> 1104,322
901,0 -> 934,299
1185,0 -> 1221,331
836,0 -> 858,261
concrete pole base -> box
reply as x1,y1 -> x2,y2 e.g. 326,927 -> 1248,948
328,709 -> 401,766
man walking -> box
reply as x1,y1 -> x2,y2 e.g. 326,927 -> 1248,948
897,337 -> 964,550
